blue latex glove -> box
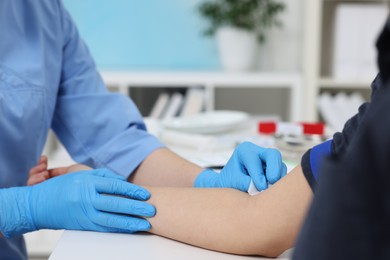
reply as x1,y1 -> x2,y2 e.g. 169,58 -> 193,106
0,168 -> 155,238
194,142 -> 287,192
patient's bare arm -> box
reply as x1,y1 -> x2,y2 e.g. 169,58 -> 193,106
129,148 -> 203,187
28,160 -> 311,257
146,166 -> 312,257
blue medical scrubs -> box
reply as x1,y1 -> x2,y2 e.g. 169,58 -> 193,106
0,1 -> 164,258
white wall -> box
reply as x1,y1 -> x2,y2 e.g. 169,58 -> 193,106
257,0 -> 304,72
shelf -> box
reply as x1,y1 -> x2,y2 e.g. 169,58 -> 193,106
319,77 -> 372,89
99,70 -> 303,121
100,71 -> 302,88
303,0 -> 384,120
323,0 -> 386,3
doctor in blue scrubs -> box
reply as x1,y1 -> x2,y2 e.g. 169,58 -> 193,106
0,1 -> 287,259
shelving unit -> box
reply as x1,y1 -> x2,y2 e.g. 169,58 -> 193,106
319,78 -> 374,89
100,71 -> 303,121
303,0 -> 388,121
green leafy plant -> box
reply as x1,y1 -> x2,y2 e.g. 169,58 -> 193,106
198,0 -> 285,42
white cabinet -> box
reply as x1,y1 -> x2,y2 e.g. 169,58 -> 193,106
100,71 -> 303,121
303,0 -> 388,121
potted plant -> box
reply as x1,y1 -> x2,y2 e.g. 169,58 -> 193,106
198,0 -> 285,71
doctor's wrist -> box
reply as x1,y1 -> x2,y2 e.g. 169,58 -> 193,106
0,186 -> 37,238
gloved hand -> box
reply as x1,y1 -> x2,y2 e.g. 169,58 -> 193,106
0,168 -> 155,238
194,142 -> 287,192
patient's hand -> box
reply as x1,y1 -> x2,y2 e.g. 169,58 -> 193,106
27,155 -> 91,186
28,155 -> 50,186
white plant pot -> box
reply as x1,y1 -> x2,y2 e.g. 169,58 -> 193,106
216,27 -> 258,72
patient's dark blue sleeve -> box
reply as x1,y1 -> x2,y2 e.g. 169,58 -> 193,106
294,17 -> 390,258
293,81 -> 390,260
301,75 -> 382,190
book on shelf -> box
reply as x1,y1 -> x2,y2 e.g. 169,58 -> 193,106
180,87 -> 205,117
162,92 -> 184,119
332,3 -> 388,81
149,88 -> 205,119
318,92 -> 365,132
149,92 -> 170,118
318,93 -> 343,132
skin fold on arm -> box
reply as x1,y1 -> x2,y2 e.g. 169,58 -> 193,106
146,165 -> 312,257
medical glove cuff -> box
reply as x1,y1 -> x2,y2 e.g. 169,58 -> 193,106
0,187 -> 36,238
194,169 -> 219,188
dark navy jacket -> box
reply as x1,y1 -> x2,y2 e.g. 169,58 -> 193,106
294,17 -> 390,260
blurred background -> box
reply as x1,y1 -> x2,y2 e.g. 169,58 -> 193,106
28,0 -> 389,259
63,0 -> 302,71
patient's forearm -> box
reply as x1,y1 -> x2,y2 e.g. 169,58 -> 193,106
129,148 -> 203,187
146,166 -> 312,257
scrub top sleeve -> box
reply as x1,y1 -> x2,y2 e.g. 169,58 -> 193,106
52,1 -> 165,178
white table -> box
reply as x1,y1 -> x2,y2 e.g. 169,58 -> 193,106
49,231 -> 292,260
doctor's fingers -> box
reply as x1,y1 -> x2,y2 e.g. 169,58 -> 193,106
91,211 -> 152,233
256,147 -> 285,184
280,163 -> 288,178
238,150 -> 268,191
93,194 -> 156,218
95,178 -> 151,201
91,168 -> 126,181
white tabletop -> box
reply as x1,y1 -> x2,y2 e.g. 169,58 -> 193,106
49,231 -> 292,260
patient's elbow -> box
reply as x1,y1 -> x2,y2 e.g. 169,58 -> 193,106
260,244 -> 289,258
252,232 -> 293,257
